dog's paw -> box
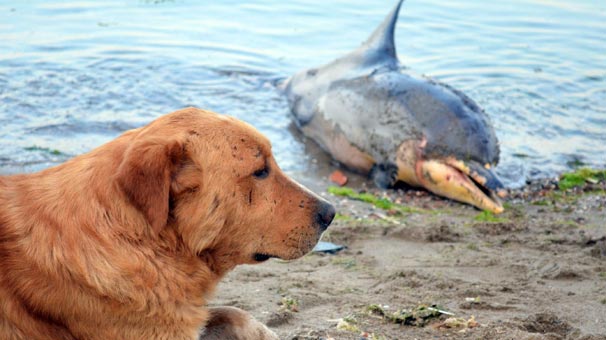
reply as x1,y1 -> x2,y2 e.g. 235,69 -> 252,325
201,306 -> 279,340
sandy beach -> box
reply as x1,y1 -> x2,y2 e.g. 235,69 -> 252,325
213,173 -> 606,340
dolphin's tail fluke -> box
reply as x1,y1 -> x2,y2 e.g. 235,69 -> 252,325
359,0 -> 404,61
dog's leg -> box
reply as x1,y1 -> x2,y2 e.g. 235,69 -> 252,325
200,306 -> 278,340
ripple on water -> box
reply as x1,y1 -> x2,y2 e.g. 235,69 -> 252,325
0,0 -> 605,185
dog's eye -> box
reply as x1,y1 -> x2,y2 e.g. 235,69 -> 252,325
252,166 -> 269,179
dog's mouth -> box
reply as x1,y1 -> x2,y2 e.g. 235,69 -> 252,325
253,230 -> 325,262
253,253 -> 277,262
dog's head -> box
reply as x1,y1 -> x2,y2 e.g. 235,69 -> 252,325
115,108 -> 334,272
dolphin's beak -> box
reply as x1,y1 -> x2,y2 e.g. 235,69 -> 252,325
414,158 -> 506,213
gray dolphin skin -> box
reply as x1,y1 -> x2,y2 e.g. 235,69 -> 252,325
283,0 -> 507,213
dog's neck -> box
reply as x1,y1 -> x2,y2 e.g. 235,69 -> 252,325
0,163 -> 220,329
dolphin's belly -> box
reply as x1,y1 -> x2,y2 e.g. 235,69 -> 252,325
301,114 -> 375,174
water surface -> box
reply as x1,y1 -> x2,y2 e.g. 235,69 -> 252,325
1,0 -> 605,187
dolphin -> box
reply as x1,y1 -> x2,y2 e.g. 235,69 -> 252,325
282,0 -> 506,213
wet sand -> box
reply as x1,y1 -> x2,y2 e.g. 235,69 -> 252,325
213,172 -> 606,339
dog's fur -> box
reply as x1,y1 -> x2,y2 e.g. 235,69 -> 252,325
0,107 -> 334,340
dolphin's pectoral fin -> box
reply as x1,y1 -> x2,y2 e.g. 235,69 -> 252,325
370,162 -> 399,189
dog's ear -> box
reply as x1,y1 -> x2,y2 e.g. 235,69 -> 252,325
116,137 -> 184,234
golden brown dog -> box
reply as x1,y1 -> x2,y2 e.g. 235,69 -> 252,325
0,107 -> 335,340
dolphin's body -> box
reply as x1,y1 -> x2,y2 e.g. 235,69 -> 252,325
283,0 -> 506,212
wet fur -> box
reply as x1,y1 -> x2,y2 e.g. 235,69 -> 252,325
0,107 -> 328,340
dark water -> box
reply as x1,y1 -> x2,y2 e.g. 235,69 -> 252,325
1,0 -> 605,187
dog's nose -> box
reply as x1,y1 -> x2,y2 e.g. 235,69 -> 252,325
316,201 -> 336,231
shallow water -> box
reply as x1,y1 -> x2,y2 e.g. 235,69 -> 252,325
1,0 -> 605,187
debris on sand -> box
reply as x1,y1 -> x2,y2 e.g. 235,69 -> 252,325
312,241 -> 345,254
329,170 -> 348,186
558,168 -> 606,190
336,318 -> 360,333
474,210 -> 509,223
328,186 -> 396,210
279,296 -> 299,312
359,331 -> 386,340
367,304 -> 452,327
328,186 -> 424,213
335,316 -> 384,340
433,315 -> 480,330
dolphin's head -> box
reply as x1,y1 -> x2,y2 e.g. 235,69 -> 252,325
395,97 -> 506,213
394,128 -> 506,214
401,81 -> 506,214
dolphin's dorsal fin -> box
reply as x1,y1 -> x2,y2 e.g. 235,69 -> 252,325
357,0 -> 403,64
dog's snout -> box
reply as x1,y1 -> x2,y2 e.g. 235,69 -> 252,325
315,201 -> 335,231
